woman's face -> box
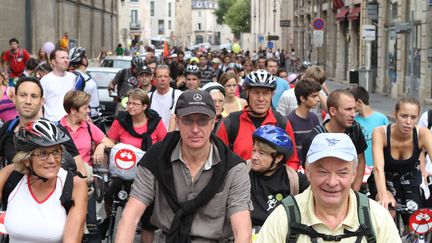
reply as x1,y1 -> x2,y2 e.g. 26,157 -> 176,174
211,91 -> 225,116
72,104 -> 90,122
127,97 -> 146,117
395,102 -> 420,134
28,145 -> 63,180
224,78 -> 238,98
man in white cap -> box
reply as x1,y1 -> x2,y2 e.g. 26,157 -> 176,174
257,133 -> 400,243
116,89 -> 252,242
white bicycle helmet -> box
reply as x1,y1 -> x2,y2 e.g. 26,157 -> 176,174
185,64 -> 201,77
201,82 -> 225,96
69,47 -> 86,65
244,69 -> 277,90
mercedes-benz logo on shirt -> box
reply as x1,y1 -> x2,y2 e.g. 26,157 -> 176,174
193,93 -> 202,101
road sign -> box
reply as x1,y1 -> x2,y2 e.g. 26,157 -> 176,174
312,30 -> 324,47
312,17 -> 325,31
362,25 -> 376,41
267,35 -> 279,41
408,208 -> 432,235
280,20 -> 291,27
267,41 -> 274,49
258,35 -> 264,43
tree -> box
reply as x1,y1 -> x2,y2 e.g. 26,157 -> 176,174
224,0 -> 251,36
214,0 -> 236,25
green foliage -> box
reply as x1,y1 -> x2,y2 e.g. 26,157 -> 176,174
214,0 -> 236,25
224,0 -> 251,35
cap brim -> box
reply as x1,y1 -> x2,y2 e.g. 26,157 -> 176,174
307,151 -> 356,164
176,107 -> 215,117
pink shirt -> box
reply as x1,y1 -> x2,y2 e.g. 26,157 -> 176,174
107,119 -> 167,149
60,117 -> 106,165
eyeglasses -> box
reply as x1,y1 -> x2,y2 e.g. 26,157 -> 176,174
178,117 -> 213,127
32,148 -> 62,161
127,101 -> 143,107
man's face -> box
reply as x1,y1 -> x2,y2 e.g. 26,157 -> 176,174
155,68 -> 170,91
302,91 -> 320,109
138,73 -> 152,87
258,58 -> 266,69
330,94 -> 356,128
305,157 -> 355,209
248,87 -> 273,116
14,81 -> 43,120
177,54 -> 184,63
51,50 -> 70,72
176,113 -> 213,150
9,41 -> 18,51
199,57 -> 207,67
185,74 -> 200,90
224,56 -> 231,65
266,61 -> 278,75
278,71 -> 288,81
147,63 -> 156,75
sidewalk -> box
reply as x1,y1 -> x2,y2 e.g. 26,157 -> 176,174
325,80 -> 432,122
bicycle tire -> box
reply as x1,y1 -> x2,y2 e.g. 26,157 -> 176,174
112,206 -> 123,243
93,176 -> 105,203
106,212 -> 116,243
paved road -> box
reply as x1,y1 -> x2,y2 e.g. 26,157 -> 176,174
325,80 -> 432,121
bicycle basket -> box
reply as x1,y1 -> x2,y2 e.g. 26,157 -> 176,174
109,143 -> 145,180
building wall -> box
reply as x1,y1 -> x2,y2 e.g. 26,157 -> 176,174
150,0 -> 175,38
251,0 -> 282,50
0,0 -> 118,58
174,0 -> 193,47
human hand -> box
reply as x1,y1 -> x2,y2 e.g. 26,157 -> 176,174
378,193 -> 396,210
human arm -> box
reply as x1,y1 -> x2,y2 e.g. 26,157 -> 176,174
255,205 -> 288,243
115,197 -> 147,242
63,176 -> 88,243
372,126 -> 395,208
285,121 -> 300,170
108,69 -> 122,91
352,153 -> 365,191
0,164 -> 16,201
230,210 -> 252,243
93,137 -> 115,164
168,113 -> 177,132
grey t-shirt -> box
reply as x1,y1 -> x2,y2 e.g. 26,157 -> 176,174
130,141 -> 252,240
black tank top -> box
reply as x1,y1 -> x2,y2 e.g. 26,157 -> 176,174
383,124 -> 420,173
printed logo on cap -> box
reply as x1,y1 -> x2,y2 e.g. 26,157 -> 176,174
193,93 -> 202,101
325,138 -> 340,146
409,208 -> 432,234
114,148 -> 137,170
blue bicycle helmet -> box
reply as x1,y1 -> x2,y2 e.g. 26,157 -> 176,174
253,125 -> 293,159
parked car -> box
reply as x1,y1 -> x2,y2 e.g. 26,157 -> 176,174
100,56 -> 132,69
87,67 -> 121,119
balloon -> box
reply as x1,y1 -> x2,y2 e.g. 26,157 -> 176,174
42,42 -> 55,55
232,43 -> 241,54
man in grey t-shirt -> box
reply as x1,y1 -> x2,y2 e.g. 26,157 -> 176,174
115,89 -> 252,242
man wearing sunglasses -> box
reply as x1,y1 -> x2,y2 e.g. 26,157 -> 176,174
116,89 -> 252,242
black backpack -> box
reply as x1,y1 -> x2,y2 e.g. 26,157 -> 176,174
281,192 -> 376,243
222,110 -> 287,150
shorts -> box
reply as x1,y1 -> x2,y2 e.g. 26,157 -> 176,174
104,177 -> 157,231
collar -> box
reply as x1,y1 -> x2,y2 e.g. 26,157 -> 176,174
60,116 -> 88,129
304,188 -> 358,231
170,139 -> 221,171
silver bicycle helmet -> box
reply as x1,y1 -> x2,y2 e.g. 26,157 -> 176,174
244,69 -> 277,90
69,47 -> 86,65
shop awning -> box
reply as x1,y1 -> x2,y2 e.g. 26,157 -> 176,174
348,6 -> 361,21
336,7 -> 350,21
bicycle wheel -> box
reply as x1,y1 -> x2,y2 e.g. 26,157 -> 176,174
112,206 -> 123,242
106,213 -> 116,243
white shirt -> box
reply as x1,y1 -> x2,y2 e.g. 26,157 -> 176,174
418,111 -> 432,174
5,168 -> 68,243
149,88 -> 182,129
40,71 -> 75,121
77,70 -> 100,117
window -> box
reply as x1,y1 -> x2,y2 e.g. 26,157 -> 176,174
158,20 -> 164,34
130,0 -> 138,2
168,2 -> 172,17
198,23 -> 201,30
131,10 -> 138,24
168,20 -> 171,30
150,1 -> 154,16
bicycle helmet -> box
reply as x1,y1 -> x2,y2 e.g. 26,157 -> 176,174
131,56 -> 145,70
189,57 -> 200,65
227,62 -> 243,72
185,64 -> 201,77
201,82 -> 225,96
253,125 -> 293,160
69,47 -> 86,65
244,69 -> 277,90
14,119 -> 70,152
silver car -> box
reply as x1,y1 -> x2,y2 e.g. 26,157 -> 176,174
100,56 -> 132,69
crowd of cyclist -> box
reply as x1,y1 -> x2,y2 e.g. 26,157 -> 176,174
0,37 -> 431,242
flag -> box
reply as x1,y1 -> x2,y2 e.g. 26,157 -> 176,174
333,0 -> 345,10
163,41 -> 169,57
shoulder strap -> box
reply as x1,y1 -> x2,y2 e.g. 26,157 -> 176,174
0,118 -> 19,157
282,195 -> 301,243
355,192 -> 376,243
428,110 -> 432,130
273,109 -> 288,129
1,170 -> 24,209
73,71 -> 85,91
7,117 -> 19,135
223,111 -> 242,150
285,165 -> 299,195
60,171 -> 75,214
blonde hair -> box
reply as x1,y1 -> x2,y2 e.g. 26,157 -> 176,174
12,151 -> 32,173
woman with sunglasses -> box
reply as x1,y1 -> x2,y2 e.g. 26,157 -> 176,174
0,119 -> 87,242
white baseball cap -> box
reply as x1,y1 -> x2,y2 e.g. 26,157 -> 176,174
306,133 -> 357,164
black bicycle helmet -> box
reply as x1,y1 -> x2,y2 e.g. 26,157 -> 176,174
69,47 -> 86,66
253,125 -> 293,160
14,119 -> 70,152
185,64 -> 201,77
131,56 -> 145,70
244,69 -> 277,90
201,82 -> 225,96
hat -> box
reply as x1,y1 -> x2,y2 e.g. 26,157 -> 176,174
138,65 -> 152,75
175,90 -> 216,117
306,133 -> 357,164
211,58 -> 221,64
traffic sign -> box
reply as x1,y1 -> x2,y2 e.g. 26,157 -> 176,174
409,208 -> 432,235
267,41 -> 274,49
267,35 -> 279,41
312,30 -> 324,47
312,17 -> 326,31
362,25 -> 376,41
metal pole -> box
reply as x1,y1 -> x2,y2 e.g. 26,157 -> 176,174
24,0 -> 32,53
409,11 -> 415,96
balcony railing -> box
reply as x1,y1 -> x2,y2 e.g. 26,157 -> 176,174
130,22 -> 141,30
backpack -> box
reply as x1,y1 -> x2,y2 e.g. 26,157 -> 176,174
281,191 -> 376,243
222,110 -> 287,150
0,118 -> 19,166
73,71 -> 92,91
427,110 -> 432,130
1,170 -> 75,214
